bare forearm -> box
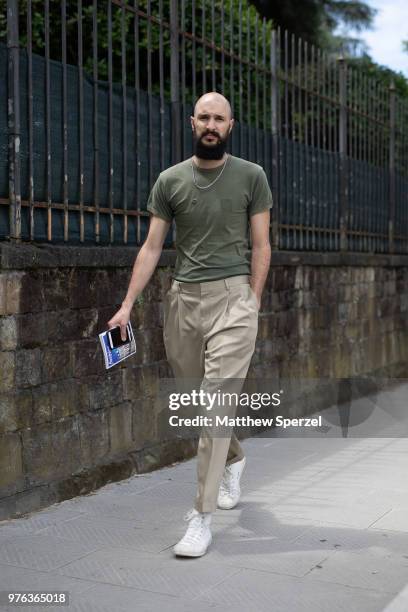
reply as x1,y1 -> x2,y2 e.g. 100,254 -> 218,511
250,243 -> 271,298
121,244 -> 162,309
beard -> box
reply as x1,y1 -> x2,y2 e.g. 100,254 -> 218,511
192,129 -> 230,160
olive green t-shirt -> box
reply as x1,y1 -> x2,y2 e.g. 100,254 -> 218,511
146,154 -> 273,282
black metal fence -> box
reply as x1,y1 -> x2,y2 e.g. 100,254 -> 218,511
2,0 -> 408,252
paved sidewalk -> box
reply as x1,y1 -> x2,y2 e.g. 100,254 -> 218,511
1,394 -> 408,611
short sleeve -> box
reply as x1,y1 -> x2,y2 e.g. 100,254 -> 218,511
249,168 -> 273,216
146,174 -> 173,222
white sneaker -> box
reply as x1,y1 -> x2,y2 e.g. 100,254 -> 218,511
173,508 -> 212,557
217,456 -> 246,510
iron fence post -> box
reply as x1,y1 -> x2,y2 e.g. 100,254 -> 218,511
170,0 -> 181,166
7,0 -> 21,241
270,29 -> 280,249
338,55 -> 348,251
389,79 -> 396,254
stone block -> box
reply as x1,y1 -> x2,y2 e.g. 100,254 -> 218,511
273,267 -> 287,291
77,409 -> 110,466
69,269 -> 99,309
16,312 -> 49,348
270,292 -> 281,312
42,269 -> 71,310
41,345 -> 72,383
276,310 -> 297,337
0,484 -> 58,521
71,339 -> 104,377
0,275 -> 6,315
31,384 -> 52,425
52,378 -> 89,419
294,267 -> 303,290
76,308 -> 99,339
0,390 -> 33,433
109,401 -> 133,454
143,301 -> 161,329
259,339 -> 275,361
99,269 -> 130,307
123,364 -> 159,401
315,349 -> 331,377
19,272 -> 45,313
303,291 -> 319,309
97,306 -> 118,335
344,322 -> 360,341
158,360 -> 173,379
95,270 -> 113,307
5,272 -> 25,314
15,349 -> 41,388
259,291 -> 271,312
337,302 -> 349,325
365,268 -> 375,282
22,417 -> 82,486
0,432 -> 23,489
123,366 -> 142,401
384,279 -> 396,296
131,328 -> 166,365
257,317 -> 270,341
51,310 -> 79,343
312,305 -> 332,329
0,351 -> 15,392
129,301 -> 144,330
88,370 -> 123,411
285,267 -> 297,289
0,316 -> 17,350
155,267 -> 173,295
132,397 -> 159,451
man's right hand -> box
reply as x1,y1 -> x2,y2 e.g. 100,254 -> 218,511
105,215 -> 170,341
107,303 -> 132,341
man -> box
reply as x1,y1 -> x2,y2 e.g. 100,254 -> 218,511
108,91 -> 272,557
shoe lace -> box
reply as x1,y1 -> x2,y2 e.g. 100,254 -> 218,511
219,465 -> 238,496
181,509 -> 207,544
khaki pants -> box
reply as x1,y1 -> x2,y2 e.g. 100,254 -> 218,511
163,274 -> 259,512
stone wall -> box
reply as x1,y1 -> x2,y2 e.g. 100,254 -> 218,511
1,242 -> 408,520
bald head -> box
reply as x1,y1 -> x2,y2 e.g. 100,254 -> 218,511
193,92 -> 233,121
190,92 -> 234,160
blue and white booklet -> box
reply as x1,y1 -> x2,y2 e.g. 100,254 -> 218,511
99,322 -> 136,369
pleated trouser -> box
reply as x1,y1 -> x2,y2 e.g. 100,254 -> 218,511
163,274 -> 259,512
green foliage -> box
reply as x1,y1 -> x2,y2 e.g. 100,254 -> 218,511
1,0 -> 406,112
250,0 -> 377,48
348,54 -> 408,99
0,0 -> 275,124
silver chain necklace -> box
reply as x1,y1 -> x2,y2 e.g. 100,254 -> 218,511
191,154 -> 229,190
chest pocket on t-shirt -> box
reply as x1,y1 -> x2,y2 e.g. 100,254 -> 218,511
220,197 -> 247,216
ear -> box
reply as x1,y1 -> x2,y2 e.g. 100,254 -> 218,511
190,116 -> 195,131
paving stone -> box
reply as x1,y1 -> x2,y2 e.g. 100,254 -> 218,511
65,491 -> 189,526
53,581 -> 226,612
39,514 -> 177,554
196,567 -> 390,612
0,504 -> 86,538
0,401 -> 408,612
370,508 -> 408,532
0,534 -> 101,571
382,584 -> 408,612
57,547 -> 241,599
0,562 -> 94,593
304,549 -> 408,594
293,524 -> 408,559
191,537 -> 331,578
